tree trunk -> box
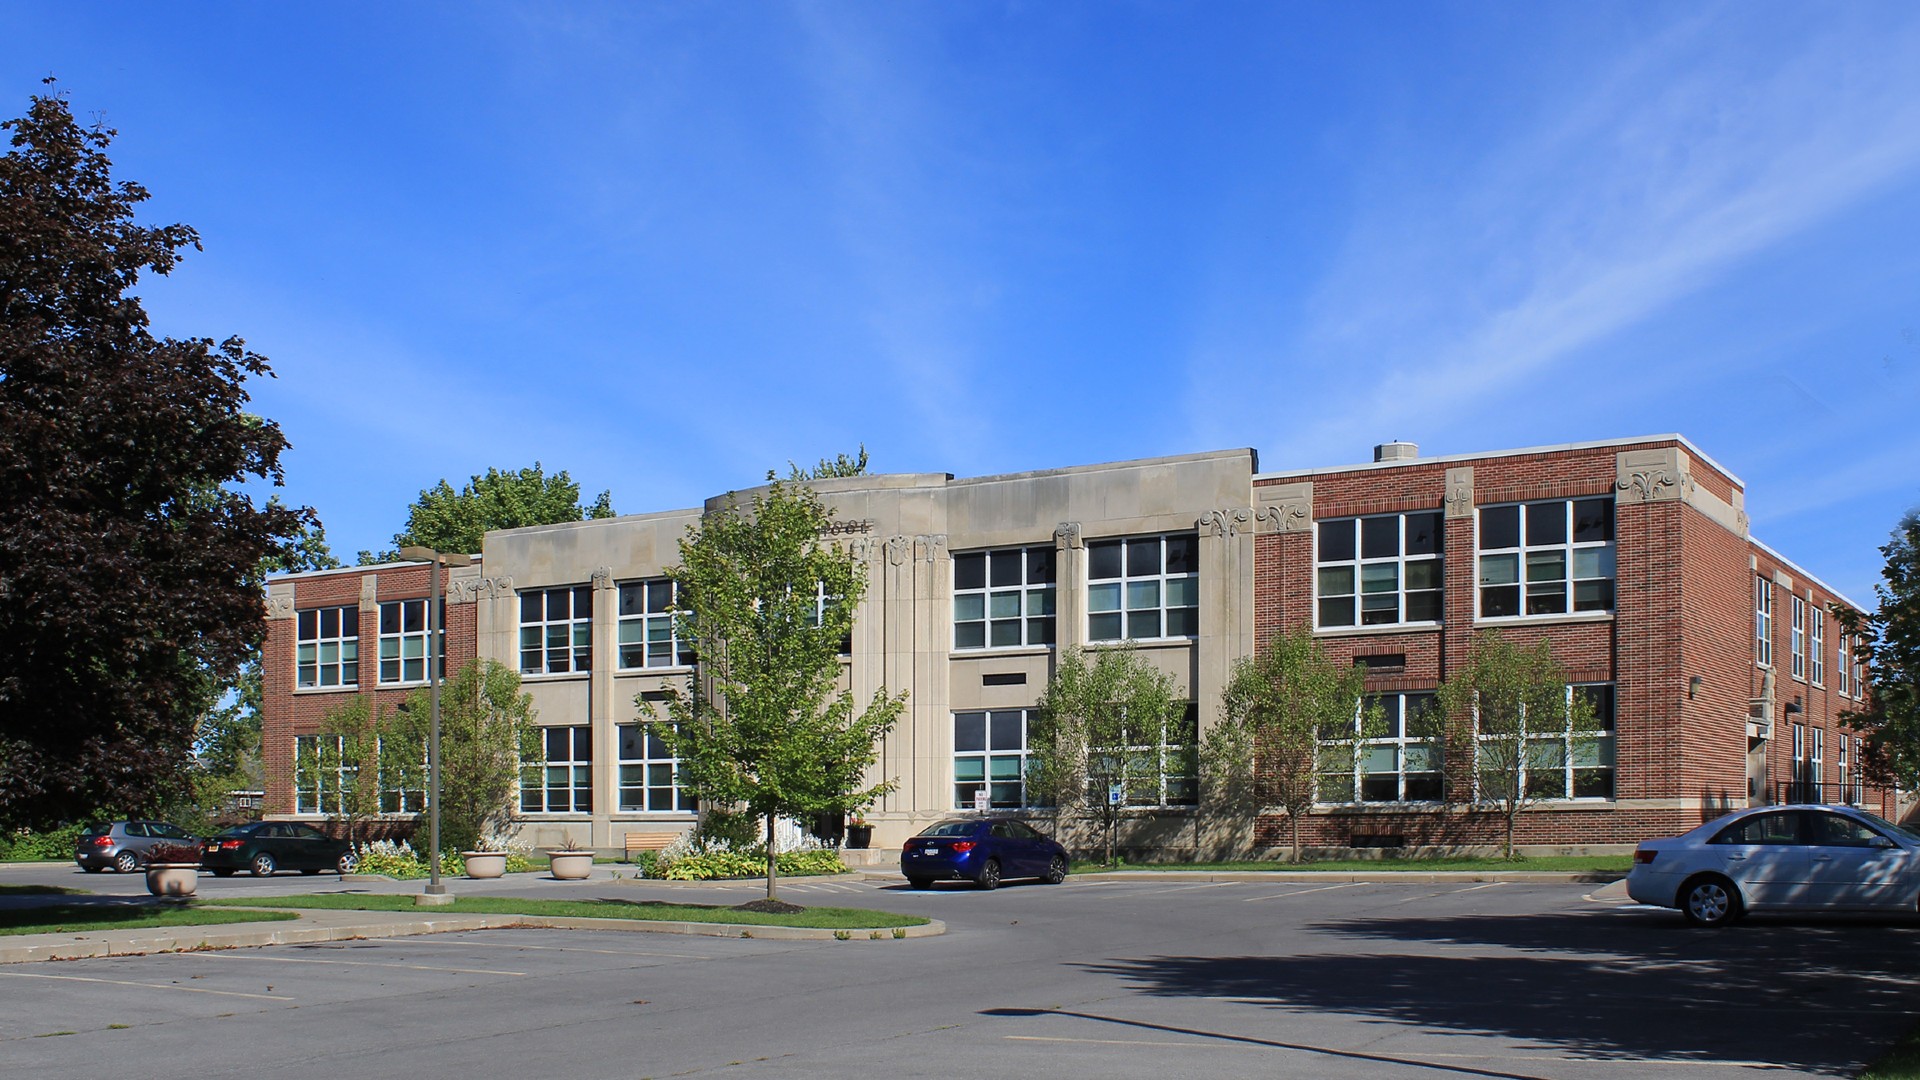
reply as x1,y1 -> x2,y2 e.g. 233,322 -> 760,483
1504,802 -> 1518,860
765,812 -> 779,901
1290,808 -> 1303,863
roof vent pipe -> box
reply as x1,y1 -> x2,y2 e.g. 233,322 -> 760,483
1374,441 -> 1418,462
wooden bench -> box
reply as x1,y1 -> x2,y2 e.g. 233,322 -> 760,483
623,833 -> 676,861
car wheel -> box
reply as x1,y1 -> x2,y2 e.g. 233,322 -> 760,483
337,851 -> 358,875
906,876 -> 933,890
1680,874 -> 1739,928
212,868 -> 236,877
250,852 -> 276,877
113,851 -> 139,873
976,858 -> 1002,891
1044,855 -> 1068,884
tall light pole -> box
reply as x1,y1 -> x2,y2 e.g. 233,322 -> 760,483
399,545 -> 471,904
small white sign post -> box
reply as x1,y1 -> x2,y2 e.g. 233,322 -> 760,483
1108,782 -> 1124,806
974,788 -> 989,813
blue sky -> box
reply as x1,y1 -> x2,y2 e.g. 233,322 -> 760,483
7,2 -> 1919,603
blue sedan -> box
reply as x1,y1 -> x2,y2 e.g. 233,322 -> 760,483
901,818 -> 1069,890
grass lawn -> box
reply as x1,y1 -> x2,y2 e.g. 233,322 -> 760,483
1862,1018 -> 1920,1080
0,904 -> 300,937
0,884 -> 81,896
204,894 -> 929,929
1097,855 -> 1632,874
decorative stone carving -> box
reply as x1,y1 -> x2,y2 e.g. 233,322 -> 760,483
265,593 -> 296,620
1615,447 -> 1690,504
1054,522 -> 1083,549
1444,466 -> 1475,519
846,537 -> 875,563
359,575 -> 380,607
448,575 -> 515,604
1198,507 -> 1254,538
590,566 -> 614,590
886,535 -> 913,566
914,534 -> 948,563
1255,482 -> 1313,534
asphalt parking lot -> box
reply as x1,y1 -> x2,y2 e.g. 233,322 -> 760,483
2,866 -> 1917,1079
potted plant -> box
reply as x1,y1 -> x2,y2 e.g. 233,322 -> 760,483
845,816 -> 873,850
143,842 -> 203,897
545,837 -> 594,880
461,848 -> 509,879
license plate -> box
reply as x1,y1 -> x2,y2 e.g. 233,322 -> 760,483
923,847 -> 939,855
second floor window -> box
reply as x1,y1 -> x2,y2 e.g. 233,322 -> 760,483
377,599 -> 442,684
1810,603 -> 1825,685
953,546 -> 1057,649
619,580 -> 692,669
296,606 -> 358,688
520,586 -> 592,675
1087,534 -> 1197,642
1755,576 -> 1773,668
1316,512 -> 1443,628
1791,595 -> 1806,680
1477,499 -> 1614,618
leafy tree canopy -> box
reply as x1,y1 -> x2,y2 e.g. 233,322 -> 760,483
783,445 -> 869,481
650,474 -> 905,903
1839,509 -> 1920,787
0,83 -> 308,829
360,463 -> 613,563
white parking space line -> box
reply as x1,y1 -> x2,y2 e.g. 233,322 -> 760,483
0,970 -> 293,1000
197,953 -> 526,977
397,938 -> 717,960
1005,1035 -> 1217,1048
1241,882 -> 1366,902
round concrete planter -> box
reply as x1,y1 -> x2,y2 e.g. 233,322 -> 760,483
145,863 -> 201,897
546,851 -> 594,880
461,851 -> 508,879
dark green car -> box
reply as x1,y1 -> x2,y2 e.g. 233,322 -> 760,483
203,822 -> 358,877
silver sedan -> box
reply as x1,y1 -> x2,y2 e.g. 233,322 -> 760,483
1627,804 -> 1920,927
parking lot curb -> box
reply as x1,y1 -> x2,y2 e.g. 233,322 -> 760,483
858,868 -> 1627,884
0,908 -> 944,963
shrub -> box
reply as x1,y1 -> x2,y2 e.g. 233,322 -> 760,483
630,850 -> 660,878
0,824 -> 85,861
662,850 -> 765,881
776,849 -> 847,876
354,839 -> 429,878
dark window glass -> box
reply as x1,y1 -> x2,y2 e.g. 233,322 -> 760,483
1405,513 -> 1442,556
1573,499 -> 1613,543
573,587 -> 593,618
619,726 -> 642,759
546,728 -> 569,760
953,553 -> 985,591
1482,585 -> 1520,618
1480,506 -> 1519,550
574,727 -> 592,759
1713,812 -> 1805,846
380,604 -> 400,634
1164,534 -> 1195,574
1127,538 -> 1161,576
954,712 -> 986,752
990,711 -> 1022,750
402,601 -> 423,633
619,584 -> 644,617
1027,547 -> 1056,584
1576,685 -> 1615,729
1525,502 -> 1566,546
1361,516 -> 1399,559
521,593 -> 542,623
990,550 -> 1023,587
298,610 -> 316,638
1088,541 -> 1123,580
1318,519 -> 1354,563
1404,590 -> 1441,623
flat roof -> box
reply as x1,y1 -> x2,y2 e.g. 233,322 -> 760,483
1253,433 -> 1742,489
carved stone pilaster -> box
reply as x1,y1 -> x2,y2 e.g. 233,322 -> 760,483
448,575 -> 515,603
1255,482 -> 1313,534
846,537 -> 875,563
1444,467 -> 1476,519
1198,507 -> 1254,537
886,535 -> 913,566
1054,522 -> 1083,549
359,575 -> 380,608
265,593 -> 296,620
1616,447 -> 1691,504
914,534 -> 948,563
590,566 -> 614,591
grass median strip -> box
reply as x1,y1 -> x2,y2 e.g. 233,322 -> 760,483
1102,855 -> 1632,874
203,894 -> 929,929
1,904 -> 300,936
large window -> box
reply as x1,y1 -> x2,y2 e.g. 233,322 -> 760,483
1839,634 -> 1852,697
1087,534 -> 1198,642
521,726 -> 591,813
1092,704 -> 1199,808
1321,693 -> 1443,803
618,580 -> 692,669
618,724 -> 694,813
1477,500 -> 1614,618
294,735 -> 351,814
1476,684 -> 1615,801
953,709 -> 1033,809
1810,603 -> 1825,686
1317,513 -> 1443,628
520,586 -> 593,675
377,599 -> 442,685
296,606 -> 358,688
1791,595 -> 1806,680
953,546 -> 1057,649
1755,575 -> 1774,668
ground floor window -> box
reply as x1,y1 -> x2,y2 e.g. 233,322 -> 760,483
618,723 -> 695,813
522,726 -> 592,813
1321,692 -> 1443,804
294,735 -> 351,815
954,709 -> 1032,809
1476,683 -> 1615,801
1090,704 -> 1199,808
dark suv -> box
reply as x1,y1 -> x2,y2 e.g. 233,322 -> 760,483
75,821 -> 201,873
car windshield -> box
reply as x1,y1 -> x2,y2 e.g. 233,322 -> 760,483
1848,809 -> 1920,842
918,822 -> 980,837
80,824 -> 109,837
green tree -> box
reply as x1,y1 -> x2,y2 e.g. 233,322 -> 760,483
1837,508 -> 1920,787
1435,631 -> 1594,859
0,83 -> 308,830
649,475 -> 906,905
311,694 -> 404,846
787,445 -> 869,480
1211,626 -> 1381,862
1029,645 -> 1188,867
360,463 -> 613,563
397,660 -> 540,856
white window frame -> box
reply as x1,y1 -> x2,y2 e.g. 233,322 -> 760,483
1755,576 -> 1774,669
1086,534 -> 1199,643
1810,602 -> 1825,686
618,579 -> 692,670
1475,499 -> 1615,620
521,725 -> 592,813
1314,513 -> 1444,629
519,586 -> 593,675
1471,684 -> 1616,802
294,735 -> 351,815
1838,634 -> 1851,697
953,709 -> 1034,809
953,546 -> 1058,650
296,606 -> 359,689
377,598 -> 441,686
1321,692 -> 1444,804
1791,594 -> 1806,680
617,723 -> 695,813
